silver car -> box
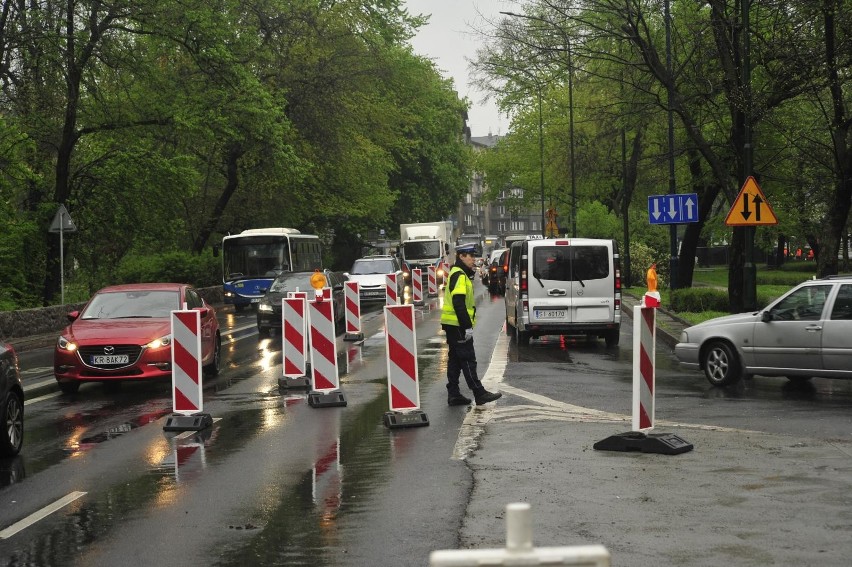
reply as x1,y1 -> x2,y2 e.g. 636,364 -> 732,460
674,276 -> 852,386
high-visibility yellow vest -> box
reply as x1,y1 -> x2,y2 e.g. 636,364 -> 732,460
441,266 -> 475,327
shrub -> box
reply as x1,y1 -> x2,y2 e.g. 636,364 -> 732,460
670,287 -> 729,312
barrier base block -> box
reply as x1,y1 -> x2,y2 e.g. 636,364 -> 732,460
278,376 -> 310,389
593,431 -> 693,455
383,410 -> 429,429
308,390 -> 347,408
343,332 -> 364,342
163,412 -> 213,432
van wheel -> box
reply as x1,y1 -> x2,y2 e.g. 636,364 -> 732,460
515,325 -> 530,345
604,330 -> 620,347
702,341 -> 741,386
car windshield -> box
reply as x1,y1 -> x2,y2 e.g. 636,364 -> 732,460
269,273 -> 316,293
81,290 -> 180,319
351,260 -> 395,275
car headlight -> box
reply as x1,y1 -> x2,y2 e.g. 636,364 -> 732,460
58,335 -> 77,352
258,303 -> 273,313
224,291 -> 234,298
147,334 -> 171,349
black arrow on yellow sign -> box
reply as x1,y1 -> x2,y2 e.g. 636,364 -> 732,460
725,176 -> 778,226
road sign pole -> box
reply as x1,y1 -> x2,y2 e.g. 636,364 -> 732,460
744,226 -> 757,310
59,220 -> 65,305
669,224 -> 678,291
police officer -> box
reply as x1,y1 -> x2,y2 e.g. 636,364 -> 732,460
441,243 -> 502,406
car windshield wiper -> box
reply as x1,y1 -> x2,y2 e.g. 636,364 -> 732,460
532,272 -> 545,288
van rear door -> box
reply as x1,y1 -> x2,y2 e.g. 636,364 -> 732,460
527,242 -> 614,324
569,244 -> 614,323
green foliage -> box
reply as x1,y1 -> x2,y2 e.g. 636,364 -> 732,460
575,201 -> 620,239
627,241 -> 663,288
114,250 -> 221,288
670,288 -> 730,312
757,270 -> 814,286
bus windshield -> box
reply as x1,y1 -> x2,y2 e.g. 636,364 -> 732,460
223,236 -> 291,281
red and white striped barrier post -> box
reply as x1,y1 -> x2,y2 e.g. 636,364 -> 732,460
593,282 -> 692,454
279,297 -> 310,389
307,296 -> 347,408
411,268 -> 424,305
344,281 -> 364,341
633,296 -> 657,431
382,304 -> 428,428
385,273 -> 399,306
427,265 -> 438,297
164,310 -> 213,431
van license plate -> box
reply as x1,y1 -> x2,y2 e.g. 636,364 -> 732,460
535,310 -> 566,319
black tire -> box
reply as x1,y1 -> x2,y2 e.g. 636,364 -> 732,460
58,380 -> 80,395
0,391 -> 24,457
702,341 -> 742,386
204,335 -> 221,376
257,325 -> 270,337
604,329 -> 620,347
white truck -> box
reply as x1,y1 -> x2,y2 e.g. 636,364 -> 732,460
399,221 -> 454,286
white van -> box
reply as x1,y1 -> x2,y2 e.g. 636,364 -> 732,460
504,237 -> 622,346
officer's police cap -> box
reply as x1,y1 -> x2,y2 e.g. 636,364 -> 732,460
456,243 -> 477,254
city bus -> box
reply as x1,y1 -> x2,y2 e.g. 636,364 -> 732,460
221,228 -> 322,310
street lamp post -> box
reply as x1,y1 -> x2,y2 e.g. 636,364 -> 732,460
538,86 -> 545,236
567,38 -> 576,238
664,0 -> 679,290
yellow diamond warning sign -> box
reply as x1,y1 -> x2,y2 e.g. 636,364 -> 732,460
724,176 -> 778,226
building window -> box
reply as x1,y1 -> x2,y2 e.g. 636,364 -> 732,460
498,221 -> 507,232
511,220 -> 525,231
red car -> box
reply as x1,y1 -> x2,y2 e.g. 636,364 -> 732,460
54,283 -> 221,394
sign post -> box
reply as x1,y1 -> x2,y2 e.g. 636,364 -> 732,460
48,205 -> 77,305
725,176 -> 778,310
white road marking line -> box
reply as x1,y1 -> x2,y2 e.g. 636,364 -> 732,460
0,491 -> 87,539
24,391 -> 62,406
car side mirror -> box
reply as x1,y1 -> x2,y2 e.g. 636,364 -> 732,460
67,310 -> 80,322
761,311 -> 774,322
195,307 -> 211,318
259,286 -> 269,294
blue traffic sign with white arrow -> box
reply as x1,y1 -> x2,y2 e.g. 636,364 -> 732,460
648,193 -> 699,225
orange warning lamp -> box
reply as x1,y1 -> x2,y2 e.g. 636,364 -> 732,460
644,263 -> 661,308
646,263 -> 657,293
310,269 -> 327,299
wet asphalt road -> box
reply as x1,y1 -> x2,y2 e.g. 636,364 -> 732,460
2,283 -> 852,565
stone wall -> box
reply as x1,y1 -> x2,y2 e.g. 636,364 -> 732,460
0,286 -> 224,342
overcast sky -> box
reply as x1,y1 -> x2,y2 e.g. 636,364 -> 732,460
404,1 -> 519,138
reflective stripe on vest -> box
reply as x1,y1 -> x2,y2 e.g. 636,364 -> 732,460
440,266 -> 475,327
